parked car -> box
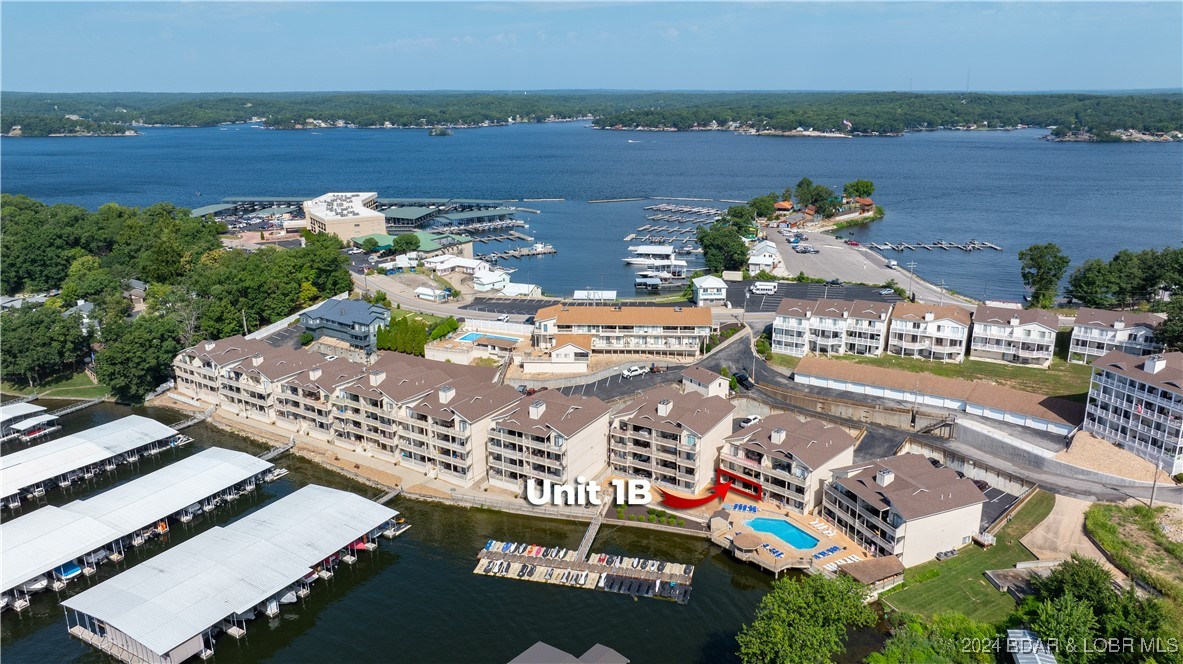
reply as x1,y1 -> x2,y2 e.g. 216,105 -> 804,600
496,314 -> 511,322
826,279 -> 843,286
972,479 -> 990,492
738,414 -> 762,428
878,288 -> 896,296
621,366 -> 647,378
734,372 -> 755,390
844,240 -> 860,246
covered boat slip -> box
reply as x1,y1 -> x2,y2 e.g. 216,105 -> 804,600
63,485 -> 401,664
6,413 -> 61,441
1,448 -> 273,598
0,402 -> 47,440
0,415 -> 186,503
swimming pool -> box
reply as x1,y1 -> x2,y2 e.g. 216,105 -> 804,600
746,517 -> 819,550
457,332 -> 521,343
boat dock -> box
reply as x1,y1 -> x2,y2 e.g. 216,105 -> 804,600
477,244 -> 556,261
867,239 -> 1003,252
260,439 -> 295,461
431,218 -> 525,234
470,230 -> 535,244
1,448 -> 273,608
1,415 -> 189,507
643,203 -> 724,215
645,214 -> 716,223
62,485 -> 403,664
473,539 -> 694,604
173,406 -> 215,431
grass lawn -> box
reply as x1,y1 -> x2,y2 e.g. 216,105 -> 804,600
834,353 -> 1093,402
766,352 -> 802,373
882,489 -> 1055,624
2,370 -> 111,399
389,309 -> 446,327
1084,504 -> 1183,612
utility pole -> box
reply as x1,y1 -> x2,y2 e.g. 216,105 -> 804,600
939,278 -> 945,306
906,261 -> 918,300
241,309 -> 248,336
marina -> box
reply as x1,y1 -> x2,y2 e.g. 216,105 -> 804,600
473,540 -> 694,604
61,485 -> 403,664
477,242 -> 557,261
643,203 -> 724,215
0,403 -> 55,444
1,416 -> 190,508
866,239 -> 1002,252
1,448 -> 273,610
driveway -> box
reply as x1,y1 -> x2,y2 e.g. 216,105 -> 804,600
1020,494 -> 1127,579
558,367 -> 685,401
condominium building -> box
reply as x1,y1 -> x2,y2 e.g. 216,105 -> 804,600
1084,351 -> 1183,474
487,390 -> 612,493
274,358 -> 368,441
532,305 -> 713,358
771,298 -> 893,358
299,299 -> 391,354
303,193 -> 387,241
173,335 -> 273,404
609,386 -> 735,494
887,302 -> 971,362
822,453 -> 987,567
969,305 -> 1058,368
1069,308 -> 1165,364
218,345 -> 317,424
719,414 -> 859,513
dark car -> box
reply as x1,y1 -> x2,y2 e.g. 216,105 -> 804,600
972,479 -> 990,492
734,372 -> 755,390
826,279 -> 843,286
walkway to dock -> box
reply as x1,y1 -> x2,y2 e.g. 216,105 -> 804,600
259,439 -> 294,461
48,398 -> 104,418
575,513 -> 603,561
173,406 -> 215,431
1,394 -> 39,408
867,239 -> 1003,252
375,488 -> 402,504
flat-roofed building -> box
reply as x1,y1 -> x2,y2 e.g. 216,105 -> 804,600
970,305 -> 1058,368
303,192 -> 386,241
381,206 -> 437,228
532,305 -> 713,358
1084,351 -> 1183,474
772,298 -> 893,358
299,299 -> 390,354
719,414 -> 859,513
609,386 -> 735,494
887,302 -> 971,362
487,390 -> 612,493
822,453 -> 986,566
1069,308 -> 1166,364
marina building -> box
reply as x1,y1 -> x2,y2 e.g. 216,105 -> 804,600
381,205 -> 438,228
1083,351 -> 1183,474
303,192 -> 386,241
609,386 -> 735,494
681,366 -> 731,398
532,305 -> 713,358
887,302 -> 971,362
691,275 -> 728,307
62,485 -> 400,664
1068,308 -> 1166,365
719,415 -> 859,514
1,416 -> 186,506
821,453 -> 987,567
298,298 -> 391,354
2,448 -> 271,606
771,298 -> 894,358
969,305 -> 1058,368
486,390 -> 613,492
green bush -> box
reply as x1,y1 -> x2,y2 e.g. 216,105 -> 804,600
677,519 -> 685,527
299,331 -> 314,346
648,515 -> 657,523
616,507 -> 625,519
1175,473 -> 1183,484
647,508 -> 656,516
628,514 -> 636,521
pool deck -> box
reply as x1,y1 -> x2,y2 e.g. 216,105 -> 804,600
709,503 -> 868,577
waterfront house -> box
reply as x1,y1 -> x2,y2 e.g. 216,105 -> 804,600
1083,351 -> 1183,474
415,286 -> 449,303
218,345 -> 316,424
747,240 -> 781,273
299,299 -> 391,354
473,270 -> 510,292
531,305 -> 713,358
821,453 -> 986,567
969,305 -> 1058,368
609,385 -> 735,494
854,197 -> 875,213
772,298 -> 893,358
1068,308 -> 1165,364
487,390 -> 612,493
691,275 -> 728,307
424,255 -> 491,275
887,302 -> 971,362
303,193 -> 387,241
719,414 -> 859,514
274,358 -> 367,441
681,366 -> 730,398
501,282 -> 542,297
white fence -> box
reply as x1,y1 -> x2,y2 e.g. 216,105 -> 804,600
463,319 -> 534,337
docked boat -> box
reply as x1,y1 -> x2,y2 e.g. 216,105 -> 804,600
53,561 -> 83,581
263,467 -> 289,483
83,549 -> 110,566
278,588 -> 298,604
18,576 -> 48,593
623,245 -> 677,266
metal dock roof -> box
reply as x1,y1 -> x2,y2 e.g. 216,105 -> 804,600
1,448 -> 271,594
0,403 -> 45,425
8,413 -> 58,431
436,207 -> 517,222
62,485 -> 398,658
189,203 -> 236,217
0,416 -> 179,493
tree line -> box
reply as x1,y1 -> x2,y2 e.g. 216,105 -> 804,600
4,91 -> 1180,135
0,194 -> 352,400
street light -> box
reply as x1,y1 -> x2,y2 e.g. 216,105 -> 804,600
906,261 -> 918,300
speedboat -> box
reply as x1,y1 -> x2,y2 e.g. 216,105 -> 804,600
53,562 -> 83,581
83,549 -> 110,566
18,576 -> 48,593
278,588 -> 298,604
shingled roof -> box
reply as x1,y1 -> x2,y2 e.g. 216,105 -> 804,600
725,413 -> 858,470
831,453 -> 986,521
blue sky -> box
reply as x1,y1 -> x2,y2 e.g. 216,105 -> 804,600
2,2 -> 1180,92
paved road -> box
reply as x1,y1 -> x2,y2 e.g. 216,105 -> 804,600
558,367 -> 685,401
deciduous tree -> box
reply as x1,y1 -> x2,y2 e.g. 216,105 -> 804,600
1018,243 -> 1070,308
736,573 -> 874,664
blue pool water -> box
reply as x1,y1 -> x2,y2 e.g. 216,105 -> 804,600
457,332 -> 521,342
746,517 -> 820,550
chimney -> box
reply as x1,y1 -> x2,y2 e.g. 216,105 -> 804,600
1114,317 -> 1126,330
439,385 -> 456,404
875,468 -> 895,486
657,399 -> 673,417
368,369 -> 386,386
309,368 -> 322,381
529,399 -> 546,419
1144,355 -> 1166,374
251,355 -> 263,367
923,312 -> 935,322
204,341 -> 216,351
771,428 -> 786,445
1009,315 -> 1020,326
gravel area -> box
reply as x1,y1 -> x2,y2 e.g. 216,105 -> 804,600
1057,431 -> 1174,483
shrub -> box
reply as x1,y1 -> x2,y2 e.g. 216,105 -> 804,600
647,508 -> 656,516
1175,473 -> 1183,484
616,507 -> 625,519
677,519 -> 685,526
648,515 -> 657,523
299,331 -> 314,346
628,514 -> 636,521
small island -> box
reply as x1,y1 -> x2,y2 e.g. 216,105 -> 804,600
428,126 -> 454,137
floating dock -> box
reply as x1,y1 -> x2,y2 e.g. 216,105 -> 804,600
473,540 -> 694,604
1,447 -> 272,607
867,239 -> 1002,252
1,416 -> 190,507
62,485 -> 403,664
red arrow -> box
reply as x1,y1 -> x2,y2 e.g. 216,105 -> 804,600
656,480 -> 733,510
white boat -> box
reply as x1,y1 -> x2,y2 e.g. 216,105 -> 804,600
231,608 -> 257,622
83,549 -> 110,566
18,576 -> 48,593
278,589 -> 298,604
623,245 -> 677,265
1,594 -> 9,612
263,468 -> 289,483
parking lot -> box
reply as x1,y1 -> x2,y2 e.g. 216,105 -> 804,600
557,366 -> 684,401
724,281 -> 902,314
461,296 -> 683,317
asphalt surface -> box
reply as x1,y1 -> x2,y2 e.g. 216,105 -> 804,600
557,366 -> 685,401
724,281 -> 902,314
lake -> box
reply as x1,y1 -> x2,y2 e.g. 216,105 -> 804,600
2,123 -> 1179,298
